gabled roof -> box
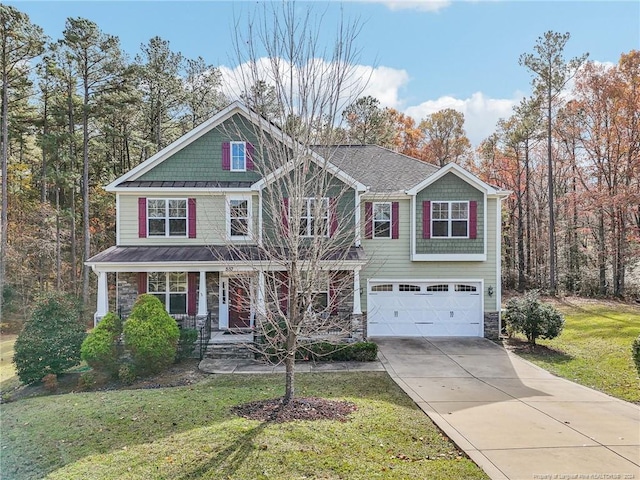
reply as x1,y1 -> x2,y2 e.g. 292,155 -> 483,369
314,145 -> 439,194
106,101 -> 365,193
405,162 -> 510,197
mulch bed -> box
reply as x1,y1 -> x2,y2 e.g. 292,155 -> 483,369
232,396 -> 357,423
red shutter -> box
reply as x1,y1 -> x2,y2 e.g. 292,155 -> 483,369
364,202 -> 372,239
138,198 -> 147,238
469,200 -> 478,239
187,272 -> 197,316
282,198 -> 289,234
246,142 -> 254,170
188,198 -> 196,238
329,197 -> 338,237
278,271 -> 289,315
422,201 -> 431,239
137,272 -> 147,295
222,142 -> 230,170
391,202 -> 399,239
330,274 -> 338,315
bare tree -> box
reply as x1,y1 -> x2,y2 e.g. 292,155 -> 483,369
221,3 -> 367,404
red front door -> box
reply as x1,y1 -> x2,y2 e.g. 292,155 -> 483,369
229,278 -> 251,329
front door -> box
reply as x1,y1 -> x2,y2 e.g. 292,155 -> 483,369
229,277 -> 251,329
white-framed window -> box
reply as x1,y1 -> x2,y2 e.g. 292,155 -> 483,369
399,284 -> 421,292
299,197 -> 329,237
298,272 -> 329,314
148,272 -> 187,314
148,199 -> 187,237
230,141 -> 247,171
226,195 -> 252,239
432,201 -> 469,238
373,202 -> 392,239
426,284 -> 449,292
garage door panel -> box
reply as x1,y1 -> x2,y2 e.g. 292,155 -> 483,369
368,281 -> 482,337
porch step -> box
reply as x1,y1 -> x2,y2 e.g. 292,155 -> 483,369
205,343 -> 255,360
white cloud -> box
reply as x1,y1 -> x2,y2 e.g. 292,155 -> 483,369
405,92 -> 521,146
356,0 -> 452,13
219,56 -> 517,147
218,58 -> 410,111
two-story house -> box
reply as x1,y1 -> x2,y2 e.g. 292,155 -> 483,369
86,101 -> 509,341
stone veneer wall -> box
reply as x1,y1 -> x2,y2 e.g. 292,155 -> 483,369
116,272 -> 221,324
116,272 -> 139,318
484,312 -> 500,340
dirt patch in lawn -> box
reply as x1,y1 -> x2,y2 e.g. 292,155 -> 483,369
232,396 -> 358,423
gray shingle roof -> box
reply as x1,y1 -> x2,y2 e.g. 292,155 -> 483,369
315,145 -> 440,193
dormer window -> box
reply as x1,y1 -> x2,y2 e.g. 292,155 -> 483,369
230,141 -> 247,171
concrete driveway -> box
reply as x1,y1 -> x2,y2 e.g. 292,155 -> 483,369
374,336 -> 640,480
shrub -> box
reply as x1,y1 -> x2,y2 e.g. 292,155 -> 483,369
13,292 -> 86,385
503,291 -> 564,345
77,371 -> 96,391
632,335 -> 640,375
81,312 -> 123,376
177,328 -> 199,360
291,341 -> 378,362
123,294 -> 180,375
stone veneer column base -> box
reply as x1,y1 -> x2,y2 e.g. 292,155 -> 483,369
484,312 -> 500,340
351,314 -> 364,341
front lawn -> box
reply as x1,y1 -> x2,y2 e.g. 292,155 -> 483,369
0,335 -> 20,395
0,372 -> 487,480
507,298 -> 640,403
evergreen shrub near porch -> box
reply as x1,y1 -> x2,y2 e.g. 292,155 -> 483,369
123,295 -> 180,375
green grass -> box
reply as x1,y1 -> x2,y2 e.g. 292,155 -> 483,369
511,299 -> 640,403
0,372 -> 487,480
0,334 -> 20,394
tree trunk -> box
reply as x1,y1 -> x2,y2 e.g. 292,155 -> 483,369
82,69 -> 91,309
547,89 -> 557,295
283,328 -> 296,405
0,64 -> 8,320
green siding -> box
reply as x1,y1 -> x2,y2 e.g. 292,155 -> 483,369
416,173 -> 485,255
138,114 -> 268,183
360,197 -> 499,312
262,162 -> 356,244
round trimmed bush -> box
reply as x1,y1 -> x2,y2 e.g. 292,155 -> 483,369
81,312 -> 123,376
503,291 -> 564,345
13,292 -> 86,385
123,294 -> 180,375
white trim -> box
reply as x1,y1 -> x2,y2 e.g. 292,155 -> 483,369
197,271 -> 208,317
410,196 -> 416,261
225,194 -> 253,241
353,266 -> 362,315
115,195 -> 121,246
229,141 -> 247,172
496,196 -> 506,330
146,198 -> 189,238
372,202 -> 392,239
86,260 -> 366,273
411,253 -> 487,262
354,190 -> 361,247
258,189 -> 263,247
406,162 -> 502,196
106,103 -> 242,189
95,271 -> 109,325
430,200 -> 470,239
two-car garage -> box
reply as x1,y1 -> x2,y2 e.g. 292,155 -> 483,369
367,280 -> 483,337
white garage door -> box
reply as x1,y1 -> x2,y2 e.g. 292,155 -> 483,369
367,281 -> 482,337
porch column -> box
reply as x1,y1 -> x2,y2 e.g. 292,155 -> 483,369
257,270 -> 266,316
197,270 -> 208,316
95,270 -> 109,325
352,267 -> 362,315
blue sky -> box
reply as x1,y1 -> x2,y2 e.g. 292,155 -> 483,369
8,0 -> 640,145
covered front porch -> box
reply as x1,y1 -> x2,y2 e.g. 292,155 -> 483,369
86,245 -> 368,344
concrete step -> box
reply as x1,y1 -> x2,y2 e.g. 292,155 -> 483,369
205,343 -> 255,360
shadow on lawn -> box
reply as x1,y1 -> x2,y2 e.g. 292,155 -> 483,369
504,337 -> 574,365
174,421 -> 269,479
